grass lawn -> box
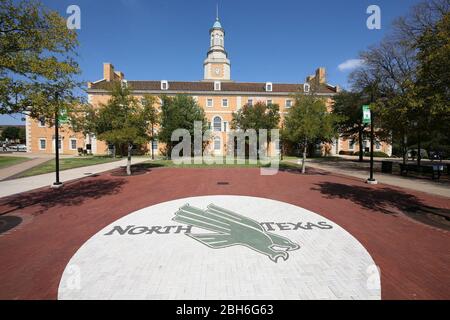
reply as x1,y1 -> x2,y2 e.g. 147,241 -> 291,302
0,156 -> 30,169
16,156 -> 122,178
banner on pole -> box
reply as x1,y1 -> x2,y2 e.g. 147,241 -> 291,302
362,105 -> 371,125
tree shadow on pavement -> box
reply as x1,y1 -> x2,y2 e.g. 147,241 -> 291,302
312,181 -> 450,230
0,178 -> 127,216
312,182 -> 435,215
0,216 -> 22,234
110,163 -> 164,176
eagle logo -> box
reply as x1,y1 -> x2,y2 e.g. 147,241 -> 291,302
173,203 -> 300,263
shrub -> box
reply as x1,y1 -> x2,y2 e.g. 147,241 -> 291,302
361,151 -> 389,157
339,150 -> 354,156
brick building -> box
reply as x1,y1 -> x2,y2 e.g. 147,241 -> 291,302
26,15 -> 391,157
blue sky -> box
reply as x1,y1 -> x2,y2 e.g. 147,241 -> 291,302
2,0 -> 421,125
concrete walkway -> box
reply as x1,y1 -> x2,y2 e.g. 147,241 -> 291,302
0,157 -> 50,181
0,157 -> 149,198
290,159 -> 450,198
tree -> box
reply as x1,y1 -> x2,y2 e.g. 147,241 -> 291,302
350,36 -> 417,164
415,10 -> 450,145
158,95 -> 208,159
283,92 -> 339,173
332,91 -> 367,161
0,0 -> 81,119
1,126 -> 25,142
75,83 -> 152,175
349,0 -> 450,165
141,95 -> 159,160
231,102 -> 280,159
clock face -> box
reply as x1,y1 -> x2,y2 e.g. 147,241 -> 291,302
215,68 -> 220,75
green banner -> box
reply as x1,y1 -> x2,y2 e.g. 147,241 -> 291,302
362,105 -> 371,125
58,109 -> 69,124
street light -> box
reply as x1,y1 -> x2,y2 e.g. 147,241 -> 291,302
363,104 -> 378,185
51,92 -> 63,189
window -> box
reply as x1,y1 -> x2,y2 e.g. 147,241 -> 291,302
247,99 -> 253,106
39,139 -> 46,150
285,100 -> 293,108
161,80 -> 168,90
304,83 -> 310,93
265,82 -> 273,92
349,139 -> 355,150
70,139 -> 77,150
375,141 -> 381,150
214,137 -> 221,150
152,140 -> 158,150
38,117 -> 46,127
214,81 -> 221,91
267,99 -> 273,105
207,98 -> 213,108
222,99 -> 228,108
223,121 -> 228,132
213,116 -> 222,132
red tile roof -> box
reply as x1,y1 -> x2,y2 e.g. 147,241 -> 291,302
88,80 -> 338,94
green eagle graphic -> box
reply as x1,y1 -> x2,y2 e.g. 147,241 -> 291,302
173,203 -> 300,262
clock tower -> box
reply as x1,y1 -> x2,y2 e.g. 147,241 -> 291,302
203,11 -> 231,81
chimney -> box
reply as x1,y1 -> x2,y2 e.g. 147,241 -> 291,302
104,63 -> 114,81
315,67 -> 326,84
114,71 -> 124,81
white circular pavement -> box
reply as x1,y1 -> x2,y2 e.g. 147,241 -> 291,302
58,196 -> 381,300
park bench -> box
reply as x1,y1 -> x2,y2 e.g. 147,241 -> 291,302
399,163 -> 443,180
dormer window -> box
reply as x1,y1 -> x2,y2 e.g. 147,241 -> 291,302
161,80 -> 168,90
265,82 -> 273,92
214,81 -> 221,91
304,83 -> 310,93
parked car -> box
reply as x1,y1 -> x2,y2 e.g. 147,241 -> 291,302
11,144 -> 27,152
407,149 -> 428,160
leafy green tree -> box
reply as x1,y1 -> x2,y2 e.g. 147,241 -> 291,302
415,11 -> 450,145
0,0 -> 81,119
158,95 -> 208,159
349,0 -> 450,164
141,95 -> 159,160
231,102 -> 280,159
283,93 -> 339,173
1,126 -> 25,142
332,91 -> 367,161
75,83 -> 153,175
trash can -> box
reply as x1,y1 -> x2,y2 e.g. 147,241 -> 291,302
381,161 -> 393,174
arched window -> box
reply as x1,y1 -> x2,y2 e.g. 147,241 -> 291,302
213,116 -> 222,132
214,136 -> 221,150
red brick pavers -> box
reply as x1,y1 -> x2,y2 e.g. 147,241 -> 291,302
0,167 -> 449,300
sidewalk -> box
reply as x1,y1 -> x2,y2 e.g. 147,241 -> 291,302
0,157 -> 149,198
0,157 -> 50,181
290,159 -> 450,198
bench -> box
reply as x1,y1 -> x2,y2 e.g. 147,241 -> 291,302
399,164 -> 442,180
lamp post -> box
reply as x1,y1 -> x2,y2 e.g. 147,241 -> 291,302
363,104 -> 378,185
52,92 -> 63,189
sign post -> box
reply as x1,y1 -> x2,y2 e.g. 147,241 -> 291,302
51,93 -> 64,189
363,105 -> 377,185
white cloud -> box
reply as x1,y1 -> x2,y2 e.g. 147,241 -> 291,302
338,59 -> 364,72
